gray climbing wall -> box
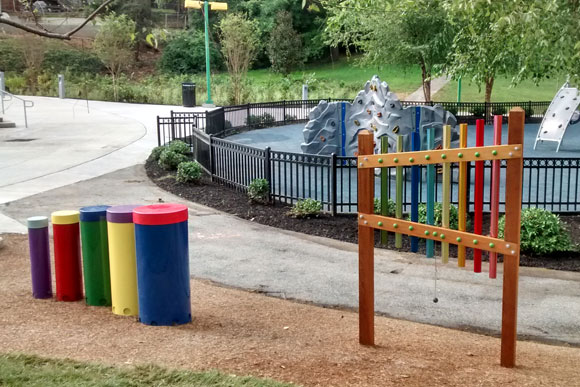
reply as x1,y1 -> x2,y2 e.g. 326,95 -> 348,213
302,76 -> 458,156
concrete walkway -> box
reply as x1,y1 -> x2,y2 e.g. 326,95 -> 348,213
406,75 -> 450,102
0,96 -> 212,205
0,97 -> 579,347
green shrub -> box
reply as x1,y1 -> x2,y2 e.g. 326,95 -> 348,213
168,140 -> 190,155
416,203 -> 463,230
149,146 -> 166,161
248,178 -> 270,203
158,149 -> 189,170
158,31 -> 223,74
246,113 -> 276,128
0,41 -> 24,72
43,49 -> 104,75
374,198 -> 396,216
472,105 -> 485,117
176,161 -> 202,183
498,208 -> 575,255
288,199 -> 322,218
491,105 -> 507,116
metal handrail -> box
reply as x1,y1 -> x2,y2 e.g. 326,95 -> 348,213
1,90 -> 34,128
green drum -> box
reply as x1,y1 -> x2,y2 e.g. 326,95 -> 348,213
79,205 -> 111,306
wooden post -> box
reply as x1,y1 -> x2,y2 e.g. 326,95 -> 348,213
395,136 -> 403,248
501,108 -> 524,368
458,124 -> 468,267
358,131 -> 375,346
380,136 -> 389,245
441,125 -> 451,263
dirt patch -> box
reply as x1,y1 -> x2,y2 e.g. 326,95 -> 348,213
146,159 -> 580,272
1,234 -> 580,387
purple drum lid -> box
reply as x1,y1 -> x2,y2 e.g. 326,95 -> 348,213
106,205 -> 141,223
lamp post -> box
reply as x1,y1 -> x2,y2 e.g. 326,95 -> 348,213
185,0 -> 228,107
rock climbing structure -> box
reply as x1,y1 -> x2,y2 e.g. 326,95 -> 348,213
302,76 -> 458,156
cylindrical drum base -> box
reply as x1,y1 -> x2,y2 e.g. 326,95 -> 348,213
27,218 -> 52,299
52,211 -> 83,302
135,210 -> 190,326
108,221 -> 139,316
81,219 -> 111,306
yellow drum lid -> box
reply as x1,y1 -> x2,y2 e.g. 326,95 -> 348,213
51,210 -> 80,225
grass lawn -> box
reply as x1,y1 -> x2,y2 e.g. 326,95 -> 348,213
0,354 -> 293,387
246,58 -> 423,97
433,76 -> 570,102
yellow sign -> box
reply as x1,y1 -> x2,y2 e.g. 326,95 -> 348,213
184,0 -> 228,11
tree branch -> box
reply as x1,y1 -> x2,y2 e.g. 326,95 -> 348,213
0,0 -> 116,40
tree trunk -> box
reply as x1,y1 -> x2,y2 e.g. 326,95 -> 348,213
485,76 -> 494,103
420,60 -> 431,102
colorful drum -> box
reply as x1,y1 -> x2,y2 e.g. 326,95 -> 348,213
107,205 -> 140,316
51,210 -> 83,302
80,205 -> 111,306
27,216 -> 52,299
133,203 -> 190,326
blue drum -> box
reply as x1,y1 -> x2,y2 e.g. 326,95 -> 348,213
133,203 -> 190,326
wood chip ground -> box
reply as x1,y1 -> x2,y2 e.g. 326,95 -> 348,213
1,234 -> 579,386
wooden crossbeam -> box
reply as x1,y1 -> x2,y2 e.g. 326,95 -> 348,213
357,144 -> 523,169
358,214 -> 520,256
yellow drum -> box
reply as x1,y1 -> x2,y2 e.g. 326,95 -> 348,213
106,205 -> 139,316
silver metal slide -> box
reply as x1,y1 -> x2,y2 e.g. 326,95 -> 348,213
534,82 -> 580,152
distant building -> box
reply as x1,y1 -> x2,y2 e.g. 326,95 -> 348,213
1,0 -> 22,12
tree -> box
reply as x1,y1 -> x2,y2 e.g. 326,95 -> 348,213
443,0 -> 521,103
94,13 -> 135,101
219,13 -> 260,104
267,11 -> 303,74
0,0 -> 116,40
323,0 -> 454,102
111,0 -> 153,61
506,0 -> 580,86
18,35 -> 46,93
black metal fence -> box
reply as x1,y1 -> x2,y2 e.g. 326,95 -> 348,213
156,99 -> 580,214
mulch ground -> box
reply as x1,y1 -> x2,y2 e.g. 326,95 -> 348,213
1,234 -> 580,387
146,159 -> 580,272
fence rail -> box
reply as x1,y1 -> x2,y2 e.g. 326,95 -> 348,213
156,99 -> 579,214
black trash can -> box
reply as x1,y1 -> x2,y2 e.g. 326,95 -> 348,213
182,82 -> 196,107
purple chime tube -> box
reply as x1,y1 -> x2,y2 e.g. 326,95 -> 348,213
27,216 -> 52,299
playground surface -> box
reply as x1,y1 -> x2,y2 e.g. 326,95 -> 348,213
1,233 -> 580,387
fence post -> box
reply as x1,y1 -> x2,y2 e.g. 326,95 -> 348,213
208,134 -> 214,182
156,116 -> 161,146
264,147 -> 272,203
283,100 -> 286,124
330,153 -> 337,216
170,110 -> 176,141
357,130 -> 375,346
246,103 -> 251,128
501,107 -> 524,368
